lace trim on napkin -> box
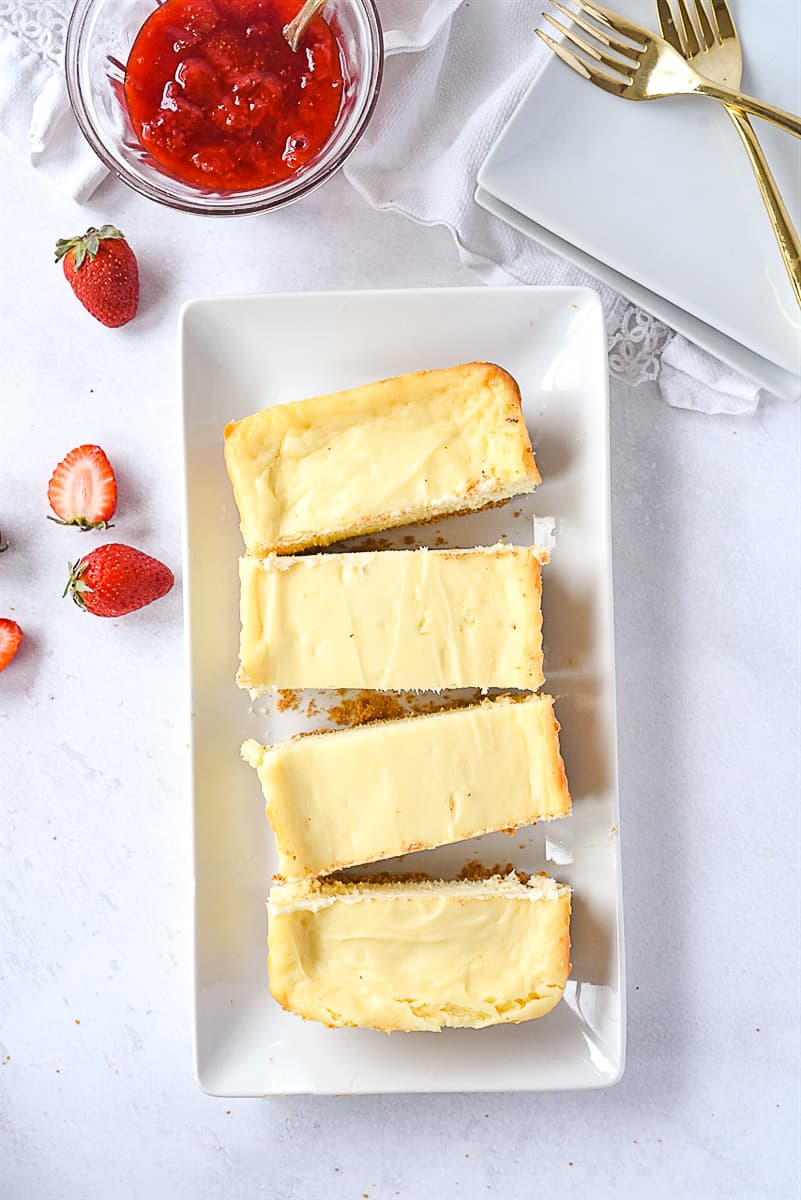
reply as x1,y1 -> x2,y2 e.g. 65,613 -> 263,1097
608,304 -> 673,387
0,0 -> 69,67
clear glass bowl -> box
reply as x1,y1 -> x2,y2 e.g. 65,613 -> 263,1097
65,0 -> 383,215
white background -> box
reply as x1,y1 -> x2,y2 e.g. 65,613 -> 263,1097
1,138 -> 799,1199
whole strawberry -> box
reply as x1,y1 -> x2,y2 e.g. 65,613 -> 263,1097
55,225 -> 139,328
65,543 -> 174,617
0,618 -> 23,673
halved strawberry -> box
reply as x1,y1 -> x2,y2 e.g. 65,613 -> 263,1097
47,445 -> 117,531
0,618 -> 23,673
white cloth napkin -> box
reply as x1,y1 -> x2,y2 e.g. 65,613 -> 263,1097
659,333 -> 764,414
0,6 -> 106,203
0,0 -> 767,413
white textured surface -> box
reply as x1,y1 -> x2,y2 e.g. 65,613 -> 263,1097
0,141 -> 799,1198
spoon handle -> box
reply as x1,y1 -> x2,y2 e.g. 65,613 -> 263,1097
283,0 -> 327,52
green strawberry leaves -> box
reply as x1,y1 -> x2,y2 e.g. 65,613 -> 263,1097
54,225 -> 125,270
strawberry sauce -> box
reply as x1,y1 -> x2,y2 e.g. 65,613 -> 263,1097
124,0 -> 343,192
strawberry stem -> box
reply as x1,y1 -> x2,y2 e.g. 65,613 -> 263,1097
64,559 -> 93,608
54,225 -> 124,270
47,515 -> 114,532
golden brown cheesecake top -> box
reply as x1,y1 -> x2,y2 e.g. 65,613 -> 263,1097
224,362 -> 540,555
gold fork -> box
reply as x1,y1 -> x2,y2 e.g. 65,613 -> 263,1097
536,0 -> 801,138
656,0 -> 800,307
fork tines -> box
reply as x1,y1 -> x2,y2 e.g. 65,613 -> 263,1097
657,0 -> 734,56
536,0 -> 644,90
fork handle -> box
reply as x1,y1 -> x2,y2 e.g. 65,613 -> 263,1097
724,106 -> 801,310
697,83 -> 801,139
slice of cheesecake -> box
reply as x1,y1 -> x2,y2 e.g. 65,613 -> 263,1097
238,543 -> 548,693
267,872 -> 572,1031
223,362 -> 540,556
242,694 -> 570,879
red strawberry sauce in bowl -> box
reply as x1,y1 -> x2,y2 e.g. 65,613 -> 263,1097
65,0 -> 382,215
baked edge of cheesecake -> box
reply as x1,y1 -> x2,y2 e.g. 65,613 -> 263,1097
223,362 -> 542,556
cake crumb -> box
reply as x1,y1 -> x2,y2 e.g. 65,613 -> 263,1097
347,535 -> 396,551
341,869 -> 432,885
403,535 -> 415,545
458,860 -> 526,883
73,1019 -> 80,1026
304,698 -> 320,718
323,687 -> 491,729
276,689 -> 301,712
327,693 -> 408,726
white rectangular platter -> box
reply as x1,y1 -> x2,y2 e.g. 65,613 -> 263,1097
180,285 -> 624,1095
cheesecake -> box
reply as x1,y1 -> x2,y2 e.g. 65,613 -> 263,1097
238,543 -> 548,692
267,872 -> 572,1031
242,693 -> 570,879
223,362 -> 540,556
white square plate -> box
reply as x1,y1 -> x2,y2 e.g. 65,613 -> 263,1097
477,0 -> 801,398
180,286 -> 624,1095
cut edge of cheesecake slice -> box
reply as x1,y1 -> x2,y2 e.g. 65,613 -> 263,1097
237,543 -> 549,695
267,871 -> 572,1032
242,692 -> 571,880
223,362 -> 541,556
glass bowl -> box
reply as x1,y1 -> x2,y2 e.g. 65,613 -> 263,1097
65,0 -> 383,216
